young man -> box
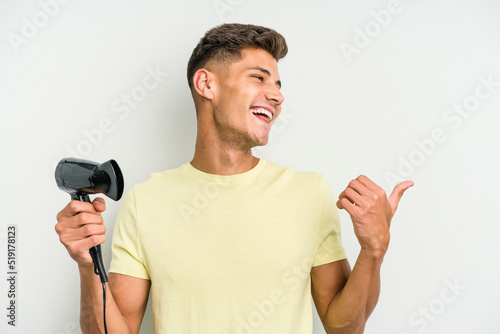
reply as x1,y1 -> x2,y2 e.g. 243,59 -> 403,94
55,24 -> 413,333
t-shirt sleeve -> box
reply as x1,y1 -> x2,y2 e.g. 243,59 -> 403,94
312,176 -> 347,267
109,187 -> 150,280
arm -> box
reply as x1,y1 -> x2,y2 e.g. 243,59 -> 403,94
56,199 -> 150,334
312,176 -> 413,333
311,253 -> 382,334
78,269 -> 150,334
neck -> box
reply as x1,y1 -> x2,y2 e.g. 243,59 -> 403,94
191,131 -> 260,176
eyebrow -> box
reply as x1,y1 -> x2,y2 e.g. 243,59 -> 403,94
247,66 -> 282,89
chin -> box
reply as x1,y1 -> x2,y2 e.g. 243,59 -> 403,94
252,142 -> 268,149
252,136 -> 270,147
243,130 -> 271,149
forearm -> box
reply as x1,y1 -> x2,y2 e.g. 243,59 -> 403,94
324,250 -> 384,334
78,265 -> 132,334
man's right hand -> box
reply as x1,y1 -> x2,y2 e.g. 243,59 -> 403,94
55,198 -> 107,267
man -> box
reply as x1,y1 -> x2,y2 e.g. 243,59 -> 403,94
55,23 -> 413,333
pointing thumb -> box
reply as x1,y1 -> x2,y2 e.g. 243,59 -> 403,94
388,180 -> 414,215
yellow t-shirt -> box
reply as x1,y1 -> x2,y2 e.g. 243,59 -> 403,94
109,159 -> 346,333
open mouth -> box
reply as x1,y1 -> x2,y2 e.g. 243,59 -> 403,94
250,107 -> 273,122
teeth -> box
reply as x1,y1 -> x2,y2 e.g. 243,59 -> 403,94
251,108 -> 273,121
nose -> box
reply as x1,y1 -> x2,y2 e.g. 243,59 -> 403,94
265,84 -> 284,106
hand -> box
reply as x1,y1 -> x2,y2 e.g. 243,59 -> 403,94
336,175 -> 413,257
55,198 -> 107,267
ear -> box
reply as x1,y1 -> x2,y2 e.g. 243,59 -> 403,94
193,69 -> 216,100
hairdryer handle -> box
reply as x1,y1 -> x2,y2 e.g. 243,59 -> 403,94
71,193 -> 109,283
89,245 -> 108,283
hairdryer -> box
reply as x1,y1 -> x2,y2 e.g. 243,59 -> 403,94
55,157 -> 124,283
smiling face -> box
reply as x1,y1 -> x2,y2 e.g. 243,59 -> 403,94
208,48 -> 284,151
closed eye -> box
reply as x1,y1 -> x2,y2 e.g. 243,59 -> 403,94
246,67 -> 281,89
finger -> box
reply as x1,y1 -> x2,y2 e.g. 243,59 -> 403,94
336,192 -> 345,209
337,197 -> 363,217
336,187 -> 359,209
60,223 -> 106,243
66,234 -> 107,258
92,197 -> 106,213
79,223 -> 106,238
56,211 -> 104,238
347,178 -> 370,197
355,175 -> 380,193
337,180 -> 365,204
388,180 -> 414,214
336,190 -> 351,209
57,200 -> 98,219
342,187 -> 367,208
73,212 -> 105,227
356,175 -> 389,202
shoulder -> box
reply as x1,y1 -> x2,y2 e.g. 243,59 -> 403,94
263,160 -> 326,188
126,164 -> 190,198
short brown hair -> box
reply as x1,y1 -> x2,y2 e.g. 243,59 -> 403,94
187,23 -> 288,91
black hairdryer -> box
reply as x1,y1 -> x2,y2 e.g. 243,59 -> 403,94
55,157 -> 124,283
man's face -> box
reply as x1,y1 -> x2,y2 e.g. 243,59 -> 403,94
210,48 -> 284,150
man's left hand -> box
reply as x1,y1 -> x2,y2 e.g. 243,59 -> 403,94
336,175 -> 414,257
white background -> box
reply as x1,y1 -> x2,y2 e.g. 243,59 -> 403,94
1,0 -> 499,333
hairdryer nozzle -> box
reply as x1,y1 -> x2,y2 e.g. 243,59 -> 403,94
55,157 -> 124,201
97,160 -> 124,201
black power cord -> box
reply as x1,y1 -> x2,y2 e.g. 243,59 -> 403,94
102,282 -> 108,334
89,244 -> 109,334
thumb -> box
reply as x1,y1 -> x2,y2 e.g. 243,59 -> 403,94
92,197 -> 106,213
388,181 -> 414,214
